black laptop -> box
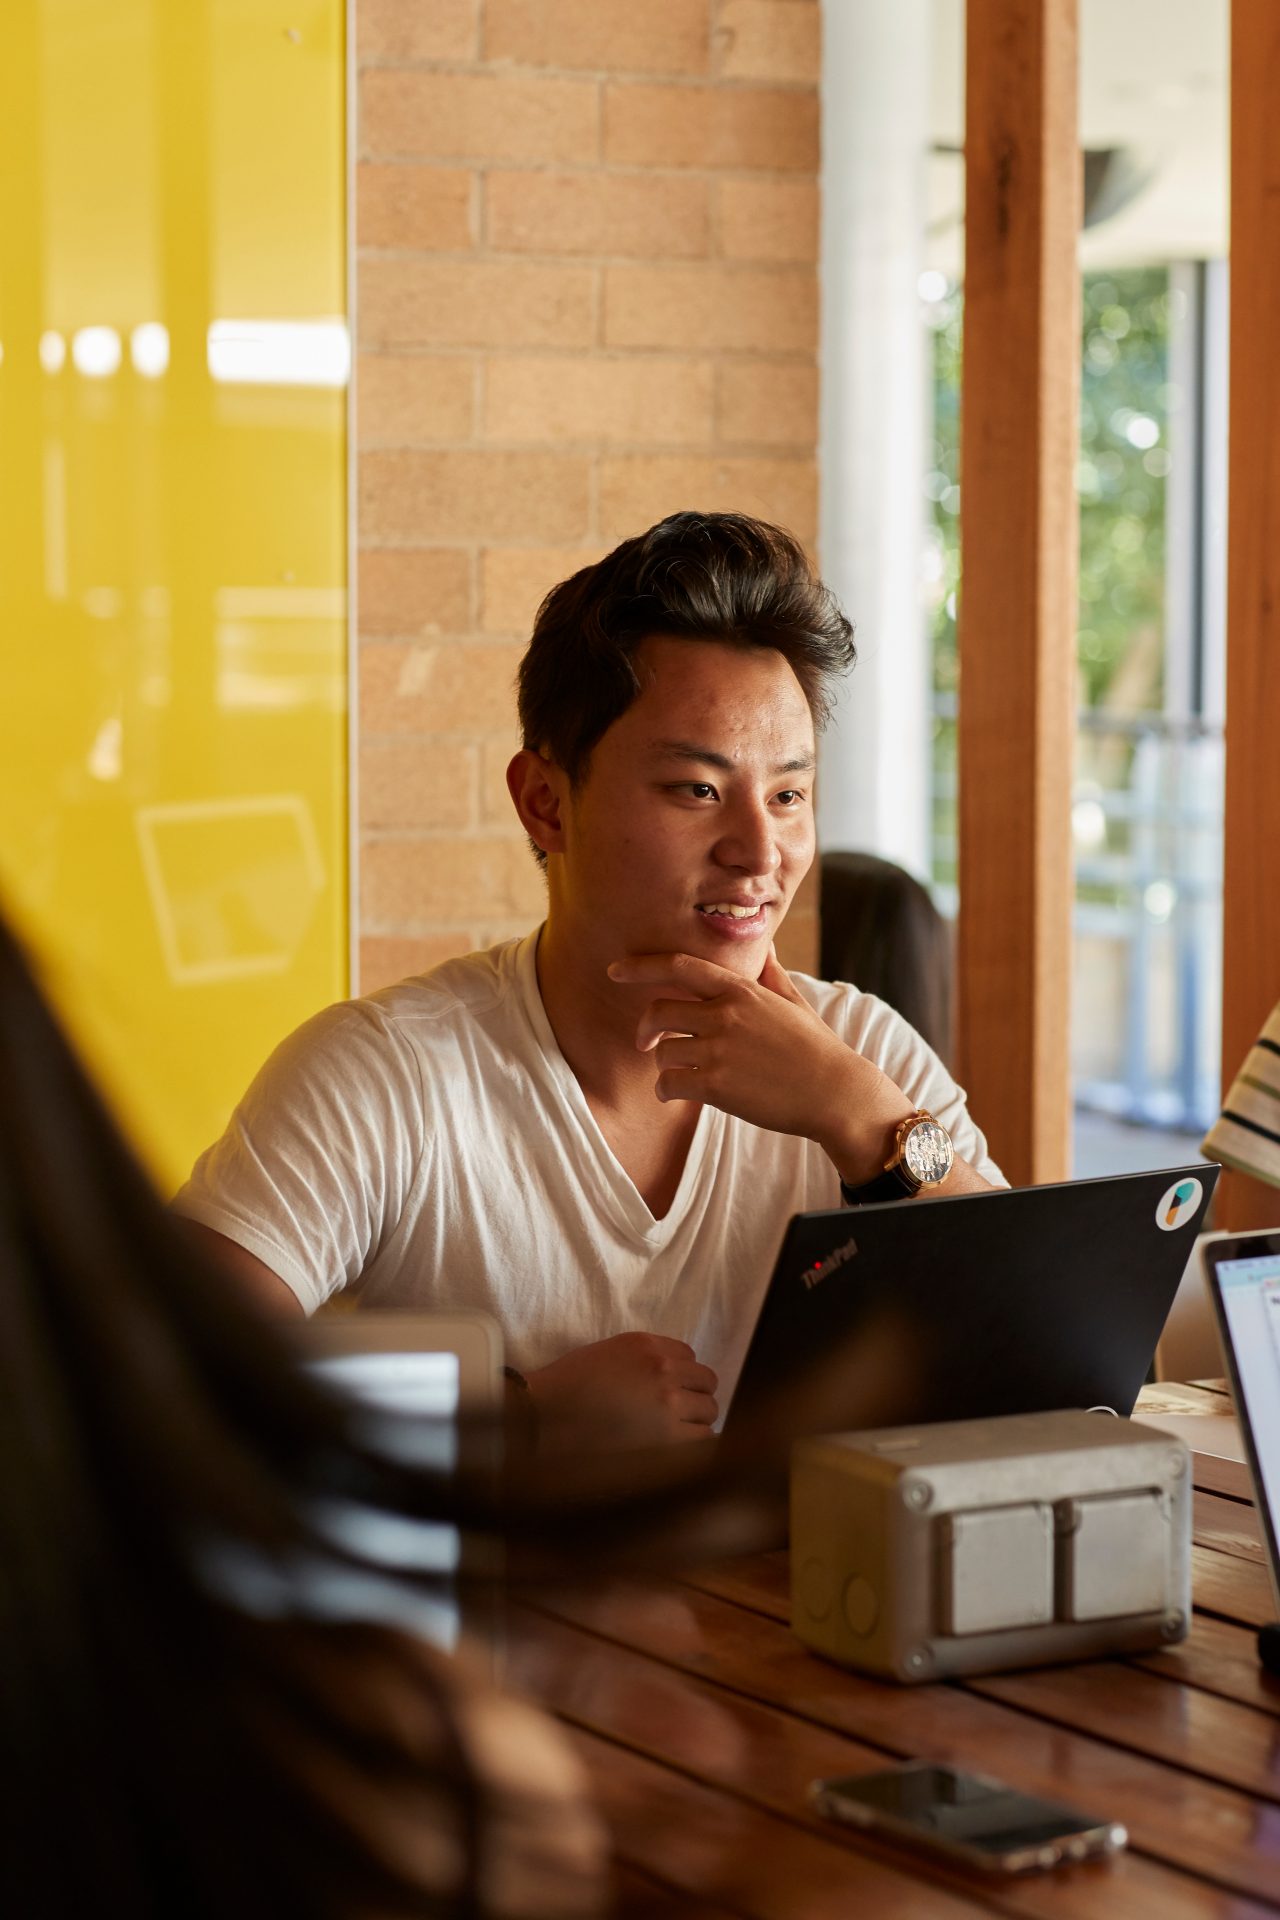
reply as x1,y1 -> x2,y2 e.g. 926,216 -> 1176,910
724,1164 -> 1219,1441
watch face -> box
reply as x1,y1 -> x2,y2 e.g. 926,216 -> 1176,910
903,1119 -> 955,1186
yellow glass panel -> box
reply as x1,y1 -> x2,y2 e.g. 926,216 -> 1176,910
0,0 -> 347,1190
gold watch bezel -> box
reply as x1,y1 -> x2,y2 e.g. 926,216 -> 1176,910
885,1109 -> 955,1194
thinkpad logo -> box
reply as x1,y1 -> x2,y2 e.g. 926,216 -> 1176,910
801,1235 -> 858,1290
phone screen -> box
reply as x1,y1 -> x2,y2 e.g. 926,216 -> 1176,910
816,1765 -> 1121,1858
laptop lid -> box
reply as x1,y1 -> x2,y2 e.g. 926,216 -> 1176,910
725,1165 -> 1219,1442
291,1311 -> 504,1659
301,1310 -> 503,1417
1204,1232 -> 1280,1616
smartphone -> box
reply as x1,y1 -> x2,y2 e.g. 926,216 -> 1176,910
809,1763 -> 1128,1875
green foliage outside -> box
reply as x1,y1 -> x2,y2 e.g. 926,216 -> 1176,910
926,268 -> 1175,888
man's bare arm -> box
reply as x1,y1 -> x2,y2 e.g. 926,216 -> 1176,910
608,948 -> 997,1197
183,1220 -> 305,1317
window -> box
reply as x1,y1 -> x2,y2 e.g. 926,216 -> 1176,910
925,265 -> 1224,1168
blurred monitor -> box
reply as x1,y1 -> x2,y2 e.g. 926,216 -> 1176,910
295,1312 -> 503,1660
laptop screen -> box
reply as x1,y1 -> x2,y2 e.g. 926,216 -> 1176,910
1213,1248 -> 1280,1580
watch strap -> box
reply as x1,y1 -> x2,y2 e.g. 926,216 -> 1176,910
841,1167 -> 911,1206
840,1108 -> 948,1205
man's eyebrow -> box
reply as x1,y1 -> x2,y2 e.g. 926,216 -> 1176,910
650,740 -> 816,776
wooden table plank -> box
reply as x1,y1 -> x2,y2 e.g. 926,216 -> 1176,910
614,1861 -> 747,1919
566,1722 -> 1009,1920
511,1605 -> 1263,1920
684,1551 -> 789,1621
529,1577 -> 1280,1908
1138,1384 -> 1240,1418
970,1658 -> 1280,1803
1196,1489 -> 1267,1565
1136,1614 -> 1280,1717
1193,1544 -> 1275,1628
1194,1452 -> 1256,1502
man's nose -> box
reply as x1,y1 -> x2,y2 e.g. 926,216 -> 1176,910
714,802 -> 782,875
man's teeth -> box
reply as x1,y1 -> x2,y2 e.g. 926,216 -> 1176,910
697,903 -> 761,918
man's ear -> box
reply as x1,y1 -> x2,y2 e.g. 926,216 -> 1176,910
506,749 -> 568,856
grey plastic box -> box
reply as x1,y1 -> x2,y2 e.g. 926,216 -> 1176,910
790,1409 -> 1190,1683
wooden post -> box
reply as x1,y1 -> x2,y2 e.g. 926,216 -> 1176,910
955,0 -> 1080,1188
1219,1 -> 1280,1229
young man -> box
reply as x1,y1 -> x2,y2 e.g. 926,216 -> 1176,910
178,512 -> 1002,1447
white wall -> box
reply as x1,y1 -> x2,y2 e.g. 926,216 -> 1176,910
818,0 -> 932,877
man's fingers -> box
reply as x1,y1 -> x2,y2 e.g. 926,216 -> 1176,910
609,951 -> 738,996
653,1034 -> 702,1071
644,1335 -> 698,1360
651,1341 -> 719,1433
641,1336 -> 718,1393
634,997 -> 713,1052
655,1067 -> 703,1104
758,943 -> 806,1004
674,1356 -> 719,1395
676,1389 -> 720,1428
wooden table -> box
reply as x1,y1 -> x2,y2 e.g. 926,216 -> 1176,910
507,1382 -> 1280,1918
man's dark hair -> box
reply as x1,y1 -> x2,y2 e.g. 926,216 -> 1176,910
517,510 -> 856,788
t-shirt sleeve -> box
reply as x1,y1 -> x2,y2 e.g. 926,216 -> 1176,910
172,1002 -> 423,1313
812,983 -> 1007,1188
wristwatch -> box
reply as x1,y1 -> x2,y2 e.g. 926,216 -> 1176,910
841,1109 -> 956,1205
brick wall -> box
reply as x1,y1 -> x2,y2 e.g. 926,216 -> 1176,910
354,0 -> 821,992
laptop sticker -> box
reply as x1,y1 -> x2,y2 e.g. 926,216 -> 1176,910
1156,1177 -> 1202,1231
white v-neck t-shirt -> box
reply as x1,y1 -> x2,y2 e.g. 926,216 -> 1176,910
175,929 -> 1003,1397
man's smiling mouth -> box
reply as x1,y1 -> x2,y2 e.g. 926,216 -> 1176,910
695,903 -> 768,920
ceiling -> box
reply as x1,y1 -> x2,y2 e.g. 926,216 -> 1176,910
926,0 -> 1228,273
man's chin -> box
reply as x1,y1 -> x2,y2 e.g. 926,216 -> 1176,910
688,917 -> 775,975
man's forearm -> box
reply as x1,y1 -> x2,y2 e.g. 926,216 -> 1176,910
829,1136 -> 995,1201
917,1155 -> 995,1199
812,1064 -> 996,1200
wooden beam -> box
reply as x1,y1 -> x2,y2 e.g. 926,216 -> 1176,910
955,0 -> 1080,1188
1219,1 -> 1280,1229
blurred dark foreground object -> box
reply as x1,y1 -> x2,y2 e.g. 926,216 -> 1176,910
820,850 -> 953,1062
0,911 -> 783,1920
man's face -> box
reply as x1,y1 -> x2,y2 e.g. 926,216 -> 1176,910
550,636 -> 817,978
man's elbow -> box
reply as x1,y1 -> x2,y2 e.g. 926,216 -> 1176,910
182,1219 -> 306,1318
